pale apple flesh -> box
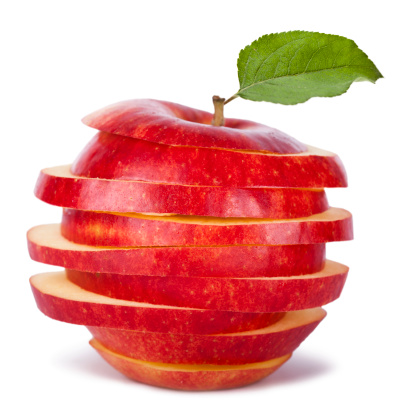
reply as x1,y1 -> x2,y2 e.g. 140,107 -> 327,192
67,261 -> 347,312
61,207 -> 353,247
72,130 -> 347,188
35,166 -> 330,218
81,99 -> 307,154
28,224 -> 326,277
90,338 -> 292,391
87,307 -> 326,364
30,271 -> 284,334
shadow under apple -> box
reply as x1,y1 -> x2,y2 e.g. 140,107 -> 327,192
53,346 -> 334,392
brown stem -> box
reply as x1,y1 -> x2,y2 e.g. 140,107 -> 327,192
212,95 -> 225,127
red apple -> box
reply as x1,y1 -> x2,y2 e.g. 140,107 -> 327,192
61,207 -> 352,247
89,338 -> 292,391
35,166 -> 329,218
87,307 -> 326,364
30,271 -> 283,334
28,224 -> 326,277
67,260 -> 347,312
82,99 -> 307,154
72,131 -> 347,188
28,96 -> 352,391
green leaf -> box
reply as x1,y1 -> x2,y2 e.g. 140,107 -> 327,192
235,31 -> 383,105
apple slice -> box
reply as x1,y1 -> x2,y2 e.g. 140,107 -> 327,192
89,338 -> 292,391
82,98 -> 307,154
88,307 -> 326,364
35,165 -> 329,218
61,207 -> 353,247
67,260 -> 347,312
72,131 -> 347,188
28,224 -> 325,277
30,271 -> 282,334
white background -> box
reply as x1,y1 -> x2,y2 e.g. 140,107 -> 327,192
1,1 -> 408,418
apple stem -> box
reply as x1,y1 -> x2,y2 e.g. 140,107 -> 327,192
224,95 -> 238,105
212,95 -> 225,127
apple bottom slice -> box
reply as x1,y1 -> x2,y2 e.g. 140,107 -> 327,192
89,338 -> 292,391
87,307 -> 326,365
28,224 -> 325,277
35,165 -> 329,218
30,272 -> 283,334
61,207 -> 353,247
67,261 -> 347,312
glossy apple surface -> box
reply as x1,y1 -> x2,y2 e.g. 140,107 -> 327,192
82,99 -> 307,153
61,207 -> 352,247
35,166 -> 329,218
30,271 -> 282,334
90,338 -> 292,391
28,224 -> 326,277
72,131 -> 347,188
67,260 -> 347,312
88,307 -> 326,364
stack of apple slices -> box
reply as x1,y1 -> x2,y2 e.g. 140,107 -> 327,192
28,99 -> 352,391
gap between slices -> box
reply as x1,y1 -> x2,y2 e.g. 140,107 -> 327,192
68,207 -> 350,226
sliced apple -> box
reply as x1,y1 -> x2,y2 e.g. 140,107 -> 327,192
72,131 -> 347,187
82,98 -> 307,154
35,166 -> 329,218
88,307 -> 326,364
30,271 -> 283,334
67,260 -> 347,312
61,207 -> 353,247
90,338 -> 292,391
28,224 -> 326,277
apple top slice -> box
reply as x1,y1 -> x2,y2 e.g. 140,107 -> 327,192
81,99 -> 307,154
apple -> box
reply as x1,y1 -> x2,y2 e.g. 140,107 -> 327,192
27,224 -> 326,277
87,307 -> 326,364
28,96 -> 352,390
66,260 -> 347,312
61,207 -> 352,247
35,165 -> 330,218
30,271 -> 283,334
72,130 -> 348,188
89,338 -> 292,391
81,99 -> 307,154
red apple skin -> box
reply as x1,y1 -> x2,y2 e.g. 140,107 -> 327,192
28,224 -> 326,277
30,272 -> 283,334
66,260 -> 347,312
72,131 -> 347,188
82,99 -> 307,154
35,166 -> 329,218
61,207 -> 353,247
87,308 -> 326,364
90,338 -> 292,391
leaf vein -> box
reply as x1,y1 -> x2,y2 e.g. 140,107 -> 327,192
287,44 -> 306,75
332,45 -> 351,68
239,64 -> 377,94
